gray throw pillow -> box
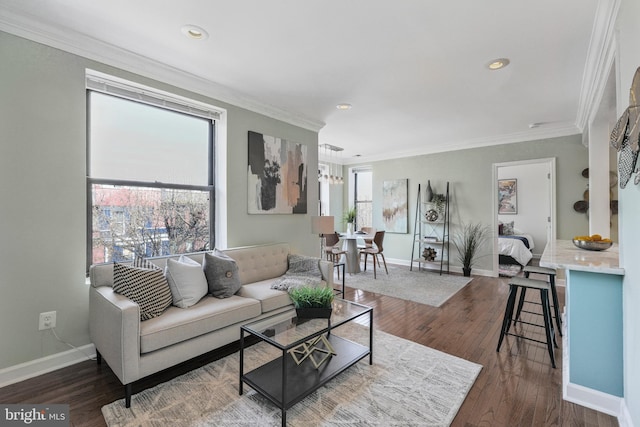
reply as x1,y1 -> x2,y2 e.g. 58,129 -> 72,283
203,249 -> 241,298
286,254 -> 322,276
270,254 -> 323,291
113,262 -> 173,321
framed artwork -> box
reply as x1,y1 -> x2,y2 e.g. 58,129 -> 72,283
498,179 -> 517,214
247,131 -> 308,214
382,179 -> 408,233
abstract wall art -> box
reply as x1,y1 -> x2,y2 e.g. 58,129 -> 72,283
382,179 -> 408,233
498,178 -> 518,214
247,131 -> 308,214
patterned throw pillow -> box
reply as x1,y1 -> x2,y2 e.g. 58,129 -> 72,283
502,221 -> 515,235
133,257 -> 160,270
113,263 -> 173,321
270,254 -> 323,291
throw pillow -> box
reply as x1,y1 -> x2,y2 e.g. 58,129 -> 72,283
133,256 -> 161,270
203,249 -> 241,299
502,221 -> 515,235
113,263 -> 173,321
164,256 -> 208,308
270,254 -> 323,291
286,254 -> 322,275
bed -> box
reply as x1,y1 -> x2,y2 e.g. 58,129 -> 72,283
498,234 -> 534,267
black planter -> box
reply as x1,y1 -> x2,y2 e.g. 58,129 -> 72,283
295,307 -> 333,319
463,267 -> 472,277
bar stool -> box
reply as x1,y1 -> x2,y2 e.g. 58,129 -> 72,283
497,276 -> 557,368
515,265 -> 562,336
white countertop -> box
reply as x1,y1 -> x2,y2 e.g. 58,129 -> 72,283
540,239 -> 624,275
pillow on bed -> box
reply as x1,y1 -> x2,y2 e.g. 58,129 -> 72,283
502,221 -> 515,235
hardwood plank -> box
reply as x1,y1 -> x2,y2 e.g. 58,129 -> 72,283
0,273 -> 618,426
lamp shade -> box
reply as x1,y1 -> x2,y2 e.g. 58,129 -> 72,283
311,216 -> 335,234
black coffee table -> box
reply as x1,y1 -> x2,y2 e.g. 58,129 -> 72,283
239,298 -> 373,426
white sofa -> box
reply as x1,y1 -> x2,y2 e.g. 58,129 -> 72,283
89,243 -> 333,407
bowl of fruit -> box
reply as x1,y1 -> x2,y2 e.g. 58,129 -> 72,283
572,234 -> 613,251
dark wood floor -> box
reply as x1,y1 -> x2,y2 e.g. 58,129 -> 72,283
0,273 -> 618,426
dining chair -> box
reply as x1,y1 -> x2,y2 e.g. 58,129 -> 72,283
322,232 -> 348,279
358,226 -> 376,250
359,231 -> 388,279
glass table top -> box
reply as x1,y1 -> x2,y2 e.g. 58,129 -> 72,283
241,298 -> 371,349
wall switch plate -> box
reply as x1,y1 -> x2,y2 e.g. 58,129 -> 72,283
39,311 -> 56,330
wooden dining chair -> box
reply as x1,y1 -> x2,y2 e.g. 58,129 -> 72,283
359,231 -> 388,279
322,232 -> 348,279
358,226 -> 376,250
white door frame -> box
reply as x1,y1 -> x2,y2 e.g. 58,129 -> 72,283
491,158 -> 557,275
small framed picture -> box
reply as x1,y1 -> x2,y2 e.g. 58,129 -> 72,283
498,179 -> 517,214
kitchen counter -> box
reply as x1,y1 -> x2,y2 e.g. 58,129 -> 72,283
540,239 -> 624,275
540,239 -> 624,414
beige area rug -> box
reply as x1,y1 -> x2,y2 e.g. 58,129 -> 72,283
102,325 -> 482,426
341,264 -> 473,307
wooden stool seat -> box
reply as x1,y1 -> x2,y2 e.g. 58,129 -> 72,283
497,277 -> 557,368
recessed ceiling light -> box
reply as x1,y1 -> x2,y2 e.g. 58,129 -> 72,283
336,103 -> 352,110
487,58 -> 510,70
181,25 -> 209,40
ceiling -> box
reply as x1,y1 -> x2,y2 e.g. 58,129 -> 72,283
0,0 -> 601,164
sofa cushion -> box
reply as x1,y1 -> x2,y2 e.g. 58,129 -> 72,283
113,263 -> 173,321
203,249 -> 241,298
236,279 -> 294,313
139,295 -> 261,354
164,256 -> 209,308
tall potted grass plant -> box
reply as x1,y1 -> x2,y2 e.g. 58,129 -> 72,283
453,222 -> 490,277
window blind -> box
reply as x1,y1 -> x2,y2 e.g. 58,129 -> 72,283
86,69 -> 222,121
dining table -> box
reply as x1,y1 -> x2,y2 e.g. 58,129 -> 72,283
338,232 -> 373,274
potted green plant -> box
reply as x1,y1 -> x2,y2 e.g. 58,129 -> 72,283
453,222 -> 489,277
289,286 -> 335,318
342,207 -> 357,234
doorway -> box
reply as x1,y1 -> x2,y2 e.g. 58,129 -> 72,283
492,158 -> 556,276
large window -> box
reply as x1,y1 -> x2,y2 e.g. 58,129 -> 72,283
87,76 -> 217,268
352,168 -> 372,229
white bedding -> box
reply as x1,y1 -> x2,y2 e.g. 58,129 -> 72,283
498,234 -> 534,266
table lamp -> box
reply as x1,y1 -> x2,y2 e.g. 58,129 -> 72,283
311,216 -> 335,258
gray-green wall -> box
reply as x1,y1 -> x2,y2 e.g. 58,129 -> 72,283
343,136 -> 589,272
0,31 -> 319,369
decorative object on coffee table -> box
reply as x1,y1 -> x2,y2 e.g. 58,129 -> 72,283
289,286 -> 334,319
288,334 -> 337,368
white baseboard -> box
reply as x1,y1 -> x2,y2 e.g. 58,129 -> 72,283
618,401 -> 634,427
0,344 -> 95,389
564,381 -> 625,419
388,258 -> 494,277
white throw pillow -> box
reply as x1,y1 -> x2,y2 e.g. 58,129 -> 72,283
164,256 -> 208,308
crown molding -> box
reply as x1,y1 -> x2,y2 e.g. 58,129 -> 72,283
343,122 -> 581,165
575,0 -> 621,139
0,10 -> 325,133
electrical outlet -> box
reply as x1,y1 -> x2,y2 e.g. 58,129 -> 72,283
39,311 -> 56,330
